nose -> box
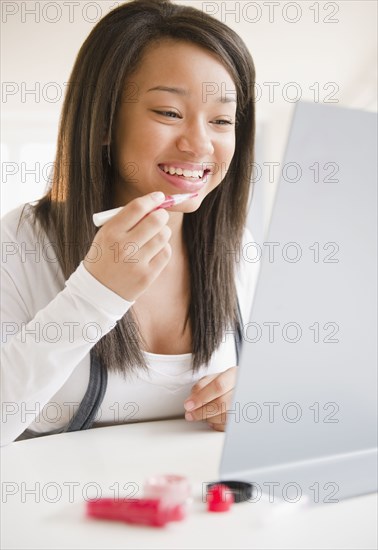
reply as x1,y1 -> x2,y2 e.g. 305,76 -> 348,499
176,118 -> 214,157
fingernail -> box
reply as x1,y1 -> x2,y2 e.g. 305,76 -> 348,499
151,191 -> 165,202
185,412 -> 193,421
184,400 -> 195,411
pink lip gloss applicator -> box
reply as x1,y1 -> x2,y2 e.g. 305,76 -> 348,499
92,192 -> 198,228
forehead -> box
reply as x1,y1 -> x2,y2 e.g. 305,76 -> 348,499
129,39 -> 237,98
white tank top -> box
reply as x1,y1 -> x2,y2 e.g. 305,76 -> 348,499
95,336 -> 238,425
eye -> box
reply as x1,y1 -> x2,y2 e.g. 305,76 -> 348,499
153,110 -> 181,119
212,119 -> 234,126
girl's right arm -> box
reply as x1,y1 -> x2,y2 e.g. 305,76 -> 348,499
1,192 -> 172,446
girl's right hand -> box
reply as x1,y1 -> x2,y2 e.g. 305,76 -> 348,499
83,192 -> 172,302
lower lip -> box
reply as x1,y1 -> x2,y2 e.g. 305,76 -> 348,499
157,165 -> 209,192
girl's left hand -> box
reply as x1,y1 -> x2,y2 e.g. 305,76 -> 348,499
184,367 -> 237,432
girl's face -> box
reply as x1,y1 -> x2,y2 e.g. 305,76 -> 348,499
112,39 -> 237,212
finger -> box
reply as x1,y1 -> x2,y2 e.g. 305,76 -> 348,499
190,374 -> 217,395
112,192 -> 166,232
206,411 -> 229,424
147,242 -> 172,276
184,367 -> 236,412
185,391 -> 233,422
139,225 -> 172,263
207,421 -> 226,432
128,208 -> 170,249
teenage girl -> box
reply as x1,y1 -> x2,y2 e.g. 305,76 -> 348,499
1,0 -> 258,446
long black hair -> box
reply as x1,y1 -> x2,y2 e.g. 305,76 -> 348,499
26,0 -> 256,377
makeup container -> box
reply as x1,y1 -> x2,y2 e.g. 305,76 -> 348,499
86,497 -> 185,528
144,474 -> 193,515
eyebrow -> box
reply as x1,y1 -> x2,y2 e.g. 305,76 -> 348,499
146,85 -> 237,103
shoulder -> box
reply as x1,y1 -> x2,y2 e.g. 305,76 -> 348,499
1,202 -> 67,320
235,225 -> 261,324
1,202 -> 40,244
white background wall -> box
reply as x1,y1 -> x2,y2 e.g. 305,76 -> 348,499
1,0 -> 377,239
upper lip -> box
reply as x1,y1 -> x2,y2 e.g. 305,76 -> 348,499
158,162 -> 213,173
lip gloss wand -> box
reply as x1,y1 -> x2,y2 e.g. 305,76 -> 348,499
92,192 -> 198,227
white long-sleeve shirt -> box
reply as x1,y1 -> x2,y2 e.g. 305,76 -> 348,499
1,203 -> 259,446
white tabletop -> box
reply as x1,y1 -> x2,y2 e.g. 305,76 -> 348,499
1,419 -> 377,550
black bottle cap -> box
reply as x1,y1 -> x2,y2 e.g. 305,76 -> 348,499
206,480 -> 253,504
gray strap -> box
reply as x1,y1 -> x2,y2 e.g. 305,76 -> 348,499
17,349 -> 108,440
64,350 -> 108,431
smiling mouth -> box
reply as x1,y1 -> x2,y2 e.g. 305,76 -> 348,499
158,165 -> 211,180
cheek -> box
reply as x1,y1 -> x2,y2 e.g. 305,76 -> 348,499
219,129 -> 236,152
209,137 -> 235,186
123,123 -> 172,163
115,133 -> 149,180
217,135 -> 236,169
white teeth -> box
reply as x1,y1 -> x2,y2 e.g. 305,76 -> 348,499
162,165 -> 205,178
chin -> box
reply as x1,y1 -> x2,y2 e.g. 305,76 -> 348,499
170,203 -> 201,214
184,195 -> 204,212
183,204 -> 201,213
